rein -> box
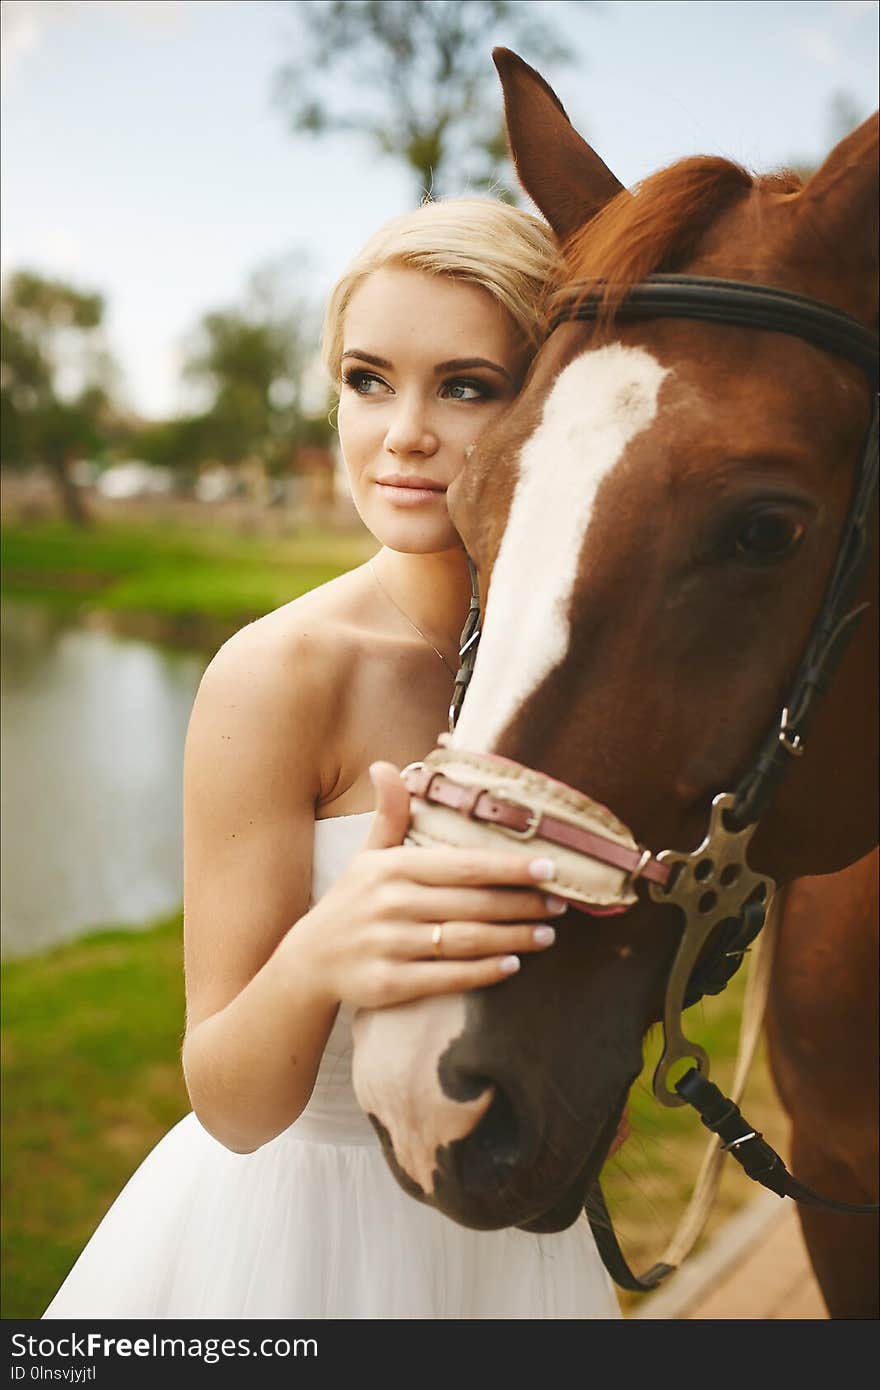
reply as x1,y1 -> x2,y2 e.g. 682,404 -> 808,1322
407,273 -> 880,1292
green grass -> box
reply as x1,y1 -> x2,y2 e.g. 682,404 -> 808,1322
1,917 -> 190,1318
1,518 -> 376,629
1,914 -> 787,1318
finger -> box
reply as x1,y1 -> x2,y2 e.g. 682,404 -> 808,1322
393,884 -> 568,923
380,955 -> 525,1005
383,845 -> 559,889
362,762 -> 410,851
387,920 -> 558,960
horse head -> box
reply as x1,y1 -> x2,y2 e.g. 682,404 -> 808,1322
352,50 -> 879,1234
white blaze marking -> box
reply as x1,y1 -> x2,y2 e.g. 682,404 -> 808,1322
351,995 -> 491,1196
453,345 -> 669,751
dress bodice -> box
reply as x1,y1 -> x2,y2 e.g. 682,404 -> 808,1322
291,812 -> 378,1145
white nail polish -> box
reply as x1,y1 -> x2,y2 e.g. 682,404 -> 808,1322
499,955 -> 521,974
529,858 -> 555,880
533,925 -> 556,945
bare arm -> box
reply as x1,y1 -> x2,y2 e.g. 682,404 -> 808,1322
181,622 -> 565,1155
180,623 -> 341,1152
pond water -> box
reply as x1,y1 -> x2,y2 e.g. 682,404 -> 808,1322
1,600 -> 208,958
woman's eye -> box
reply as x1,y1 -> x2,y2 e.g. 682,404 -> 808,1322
342,369 -> 386,396
735,511 -> 805,562
442,379 -> 487,401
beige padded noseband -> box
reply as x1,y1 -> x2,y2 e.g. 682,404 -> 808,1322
402,739 -> 669,914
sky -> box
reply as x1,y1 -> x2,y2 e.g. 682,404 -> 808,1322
2,0 -> 878,420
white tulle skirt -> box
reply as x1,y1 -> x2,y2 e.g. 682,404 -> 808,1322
43,1112 -> 621,1320
45,817 -> 620,1320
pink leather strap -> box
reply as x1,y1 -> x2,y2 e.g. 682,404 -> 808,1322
402,766 -> 671,889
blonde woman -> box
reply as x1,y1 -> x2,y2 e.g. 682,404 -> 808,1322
44,199 -> 621,1320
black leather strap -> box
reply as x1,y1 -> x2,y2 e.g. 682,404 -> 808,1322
585,1183 -> 675,1293
683,900 -> 768,1007
731,398 -> 878,826
548,275 -> 879,377
585,1064 -> 879,1298
677,1069 -> 880,1214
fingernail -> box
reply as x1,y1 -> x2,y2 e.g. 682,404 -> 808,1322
533,925 -> 556,946
529,857 -> 555,880
499,955 -> 521,974
545,895 -> 568,915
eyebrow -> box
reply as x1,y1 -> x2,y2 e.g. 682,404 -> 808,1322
341,350 -> 513,382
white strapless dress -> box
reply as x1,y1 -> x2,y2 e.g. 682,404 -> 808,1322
44,813 -> 620,1320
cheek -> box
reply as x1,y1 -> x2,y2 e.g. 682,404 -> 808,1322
337,402 -> 373,470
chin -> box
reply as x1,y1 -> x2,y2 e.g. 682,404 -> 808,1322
367,514 -> 462,556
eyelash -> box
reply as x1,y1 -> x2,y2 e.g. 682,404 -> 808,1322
340,368 -> 495,402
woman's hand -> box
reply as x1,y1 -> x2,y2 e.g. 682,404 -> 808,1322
294,762 -> 565,1011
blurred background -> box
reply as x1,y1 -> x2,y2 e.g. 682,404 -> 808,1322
1,0 -> 877,1318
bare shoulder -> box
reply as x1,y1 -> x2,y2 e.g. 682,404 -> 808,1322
187,565 -> 373,806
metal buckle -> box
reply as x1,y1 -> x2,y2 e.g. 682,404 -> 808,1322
778,707 -> 805,757
622,847 -> 652,894
493,792 -> 542,840
721,1130 -> 758,1152
400,761 -> 441,802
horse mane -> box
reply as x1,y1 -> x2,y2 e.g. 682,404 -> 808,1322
560,156 -> 803,322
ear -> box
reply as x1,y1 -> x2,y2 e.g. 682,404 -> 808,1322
493,47 -> 624,243
795,112 -> 879,317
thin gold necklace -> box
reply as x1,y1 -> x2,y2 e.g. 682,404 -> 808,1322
368,559 -> 457,678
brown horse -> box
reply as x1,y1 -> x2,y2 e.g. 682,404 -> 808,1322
352,51 -> 879,1319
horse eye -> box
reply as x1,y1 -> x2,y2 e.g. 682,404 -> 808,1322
735,511 -> 804,562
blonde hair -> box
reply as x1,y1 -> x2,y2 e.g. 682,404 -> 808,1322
321,198 -> 560,381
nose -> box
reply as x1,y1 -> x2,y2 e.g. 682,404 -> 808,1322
353,995 -> 539,1206
384,392 -> 438,457
436,1061 -> 538,1202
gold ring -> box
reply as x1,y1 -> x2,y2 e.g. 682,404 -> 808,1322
431,923 -> 444,959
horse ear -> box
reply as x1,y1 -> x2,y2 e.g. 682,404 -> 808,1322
795,112 -> 879,312
492,48 -> 624,243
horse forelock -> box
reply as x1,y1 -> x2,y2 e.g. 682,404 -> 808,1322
561,158 -> 804,320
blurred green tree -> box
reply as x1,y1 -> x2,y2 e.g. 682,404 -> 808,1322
274,0 -> 575,199
180,261 -> 328,483
1,272 -> 119,526
126,413 -> 219,492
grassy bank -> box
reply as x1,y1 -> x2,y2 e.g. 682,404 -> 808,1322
1,518 -> 376,640
1,917 -> 188,1318
1,913 -> 787,1318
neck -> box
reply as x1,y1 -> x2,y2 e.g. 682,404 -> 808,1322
371,546 -> 474,657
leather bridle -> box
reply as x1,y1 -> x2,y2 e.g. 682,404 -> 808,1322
409,273 -> 879,1290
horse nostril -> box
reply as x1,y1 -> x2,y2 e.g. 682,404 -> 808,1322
470,1084 -> 520,1165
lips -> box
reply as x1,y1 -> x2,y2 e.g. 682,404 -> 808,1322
375,475 -> 449,507
376,475 -> 447,491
